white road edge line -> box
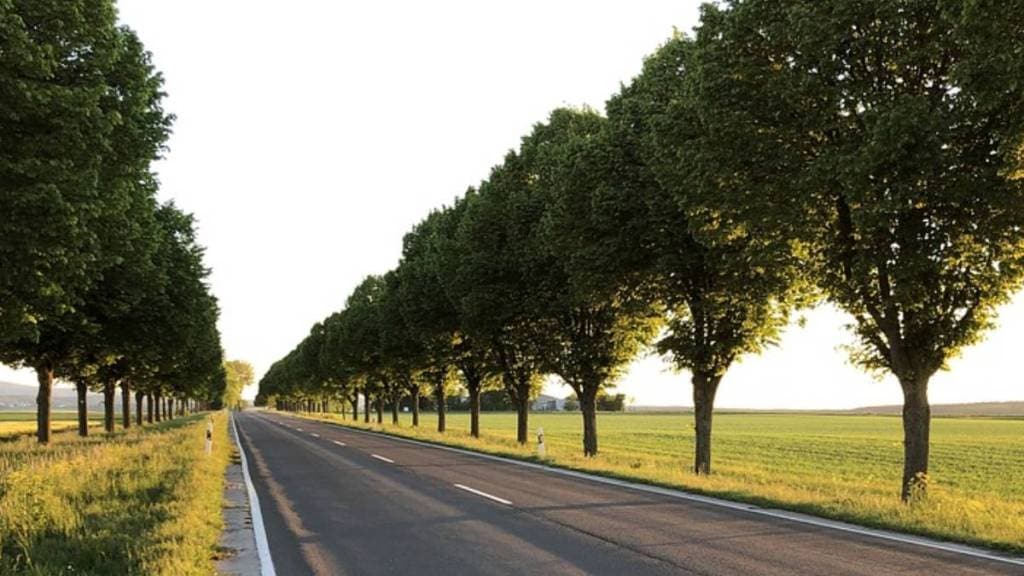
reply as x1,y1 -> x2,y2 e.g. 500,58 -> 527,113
333,440 -> 346,447
230,413 -> 277,576
311,433 -> 320,438
306,416 -> 1024,567
454,483 -> 513,506
370,453 -> 395,464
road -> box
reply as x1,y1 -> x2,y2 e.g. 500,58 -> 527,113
233,411 -> 1021,575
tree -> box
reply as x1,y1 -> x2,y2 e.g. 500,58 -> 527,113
528,108 -> 661,456
427,195 -> 494,438
605,35 -> 804,474
0,5 -> 174,443
691,0 -> 1024,498
456,158 -> 547,444
224,360 -> 254,410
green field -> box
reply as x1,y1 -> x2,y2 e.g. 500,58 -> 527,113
298,410 -> 1024,553
0,412 -> 230,575
0,411 -> 105,439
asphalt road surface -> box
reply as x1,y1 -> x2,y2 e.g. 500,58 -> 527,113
234,411 -> 1021,576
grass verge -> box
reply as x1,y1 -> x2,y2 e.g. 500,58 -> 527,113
0,412 -> 231,575
289,410 -> 1024,555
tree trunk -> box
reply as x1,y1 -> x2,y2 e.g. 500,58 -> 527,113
76,380 -> 89,437
376,394 -> 383,423
363,391 -> 370,422
515,395 -> 529,445
135,391 -> 144,426
692,372 -> 721,475
900,376 -> 931,501
391,391 -> 400,425
36,362 -> 54,444
468,381 -> 481,438
580,386 -> 598,457
351,394 -> 358,421
121,382 -> 131,429
435,383 -> 446,433
147,393 -> 154,423
103,381 -> 115,433
411,388 -> 420,427
154,392 -> 162,422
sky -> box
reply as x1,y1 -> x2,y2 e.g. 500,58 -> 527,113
2,1 -> 1022,409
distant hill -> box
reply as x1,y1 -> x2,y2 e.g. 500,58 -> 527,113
0,380 -> 106,411
629,401 -> 1024,417
847,401 -> 1024,417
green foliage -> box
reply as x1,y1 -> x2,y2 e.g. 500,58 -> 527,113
223,360 -> 254,410
691,0 -> 1024,383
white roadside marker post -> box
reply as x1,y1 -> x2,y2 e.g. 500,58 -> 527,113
536,427 -> 545,459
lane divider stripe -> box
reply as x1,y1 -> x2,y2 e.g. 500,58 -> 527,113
454,483 -> 513,506
370,454 -> 395,464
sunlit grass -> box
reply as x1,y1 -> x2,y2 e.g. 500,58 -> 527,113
0,412 -> 231,575
0,412 -> 104,439
295,410 -> 1024,554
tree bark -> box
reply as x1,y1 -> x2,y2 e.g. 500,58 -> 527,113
135,391 -> 144,426
468,379 -> 481,438
147,393 -> 154,423
692,372 -> 721,475
121,382 -> 131,429
580,385 -> 598,457
363,391 -> 370,422
36,362 -> 54,444
900,376 -> 932,501
435,383 -> 446,433
411,387 -> 420,427
154,392 -> 162,422
376,394 -> 383,423
103,380 -> 115,433
351,394 -> 358,421
515,395 -> 529,445
76,380 -> 89,437
391,390 -> 400,425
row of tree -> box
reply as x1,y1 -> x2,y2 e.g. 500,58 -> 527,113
0,0 -> 228,442
257,0 -> 1024,501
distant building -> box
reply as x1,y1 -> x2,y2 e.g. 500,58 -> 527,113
532,394 -> 565,411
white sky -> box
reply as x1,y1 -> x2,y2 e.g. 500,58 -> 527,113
3,1 -> 1022,408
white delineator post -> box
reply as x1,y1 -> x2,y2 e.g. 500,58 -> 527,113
536,427 -> 545,459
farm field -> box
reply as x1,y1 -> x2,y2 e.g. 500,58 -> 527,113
0,411 -> 104,439
0,412 -> 230,575
296,410 -> 1024,554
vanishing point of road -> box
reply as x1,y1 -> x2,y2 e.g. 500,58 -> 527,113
233,411 -> 1021,575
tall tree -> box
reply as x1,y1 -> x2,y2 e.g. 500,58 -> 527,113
0,5 -> 173,443
605,35 -> 805,474
691,0 -> 1024,498
456,160 -> 546,444
427,195 -> 493,438
529,108 -> 661,456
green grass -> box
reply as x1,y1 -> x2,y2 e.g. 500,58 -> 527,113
0,412 -> 104,439
0,412 -> 231,575
296,410 -> 1024,554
